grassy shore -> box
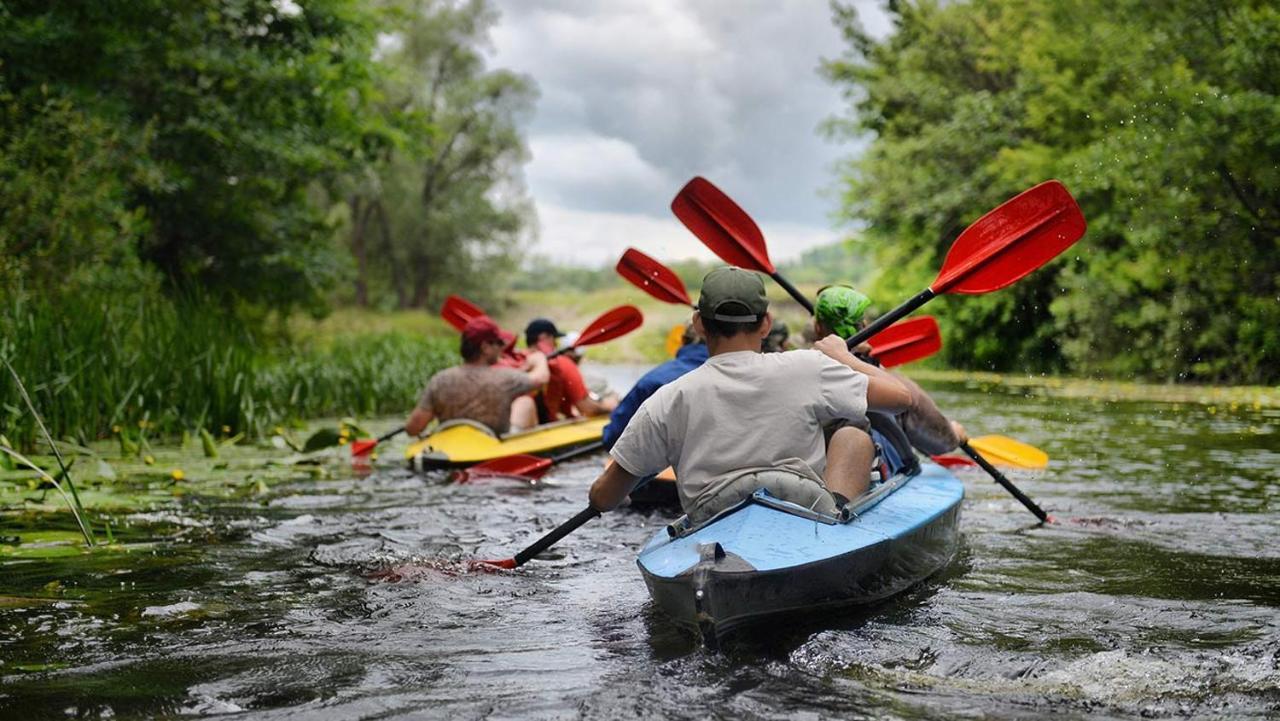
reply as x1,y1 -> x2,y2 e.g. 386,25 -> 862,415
490,287 -> 1280,408
0,294 -> 456,451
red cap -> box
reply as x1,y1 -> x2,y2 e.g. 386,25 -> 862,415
462,316 -> 503,346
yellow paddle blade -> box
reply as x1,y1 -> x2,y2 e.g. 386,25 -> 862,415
969,435 -> 1049,469
665,323 -> 685,357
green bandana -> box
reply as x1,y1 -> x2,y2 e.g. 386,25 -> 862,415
815,285 -> 871,339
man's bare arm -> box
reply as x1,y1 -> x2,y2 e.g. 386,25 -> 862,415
404,407 -> 434,436
574,393 -> 619,418
814,335 -> 911,413
588,461 -> 641,512
896,373 -> 968,454
524,351 -> 550,386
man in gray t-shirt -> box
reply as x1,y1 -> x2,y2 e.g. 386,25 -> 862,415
590,267 -> 912,520
404,316 -> 549,437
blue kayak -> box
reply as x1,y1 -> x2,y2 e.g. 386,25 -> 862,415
636,461 -> 964,642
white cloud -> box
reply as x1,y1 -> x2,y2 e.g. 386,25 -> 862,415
533,203 -> 836,268
526,133 -> 671,212
487,0 -> 893,266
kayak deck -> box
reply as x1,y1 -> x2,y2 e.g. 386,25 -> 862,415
406,416 -> 608,469
636,461 -> 964,642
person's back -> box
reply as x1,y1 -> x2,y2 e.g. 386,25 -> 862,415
419,364 -> 535,435
602,339 -> 708,449
595,266 -> 912,522
404,317 -> 549,437
616,349 -> 867,511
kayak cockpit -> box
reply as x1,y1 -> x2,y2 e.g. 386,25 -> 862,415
636,462 -> 965,644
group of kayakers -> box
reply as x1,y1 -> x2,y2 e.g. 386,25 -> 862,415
405,315 -> 617,439
405,266 -> 968,525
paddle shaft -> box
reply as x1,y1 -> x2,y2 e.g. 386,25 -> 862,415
513,506 -> 600,567
769,272 -> 814,314
377,427 -> 405,443
548,440 -> 604,464
846,288 -> 935,349
960,441 -> 1051,523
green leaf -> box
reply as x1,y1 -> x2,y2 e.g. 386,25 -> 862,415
302,427 -> 343,453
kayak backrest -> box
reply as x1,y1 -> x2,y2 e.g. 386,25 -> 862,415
665,473 -> 919,539
433,418 -> 499,439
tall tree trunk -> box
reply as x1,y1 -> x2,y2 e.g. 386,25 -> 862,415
348,196 -> 370,307
410,256 -> 431,308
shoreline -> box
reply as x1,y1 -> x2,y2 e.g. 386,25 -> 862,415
904,368 -> 1280,408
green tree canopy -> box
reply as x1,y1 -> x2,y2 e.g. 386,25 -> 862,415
338,0 -> 535,311
823,0 -> 1280,383
2,0 -> 389,312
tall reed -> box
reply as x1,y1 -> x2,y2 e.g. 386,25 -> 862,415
0,291 -> 456,450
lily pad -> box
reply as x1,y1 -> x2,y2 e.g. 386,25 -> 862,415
302,428 -> 342,453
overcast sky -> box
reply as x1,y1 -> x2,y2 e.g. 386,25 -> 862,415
485,1 -> 893,266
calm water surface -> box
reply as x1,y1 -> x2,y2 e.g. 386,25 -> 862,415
3,365 -> 1279,719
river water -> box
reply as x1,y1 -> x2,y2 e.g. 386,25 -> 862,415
2,365 -> 1279,719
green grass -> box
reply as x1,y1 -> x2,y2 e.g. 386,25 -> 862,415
0,292 -> 455,451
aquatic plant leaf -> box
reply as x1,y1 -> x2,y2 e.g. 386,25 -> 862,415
0,435 -> 14,471
198,428 -> 219,458
302,428 -> 343,453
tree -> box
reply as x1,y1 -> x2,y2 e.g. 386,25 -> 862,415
823,0 -> 1280,383
340,0 -> 535,310
1,0 -> 384,311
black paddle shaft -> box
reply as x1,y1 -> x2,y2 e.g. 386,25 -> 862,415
847,288 -> 936,349
378,427 -> 406,443
770,273 -> 814,314
513,506 -> 601,567
960,441 -> 1051,523
547,440 -> 605,464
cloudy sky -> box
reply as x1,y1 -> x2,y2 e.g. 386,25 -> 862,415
484,1 -> 893,266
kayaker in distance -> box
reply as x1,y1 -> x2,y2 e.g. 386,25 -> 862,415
525,318 -> 619,423
813,285 -> 968,468
602,322 -> 708,450
762,319 -> 793,353
588,267 -> 912,522
403,317 -> 550,438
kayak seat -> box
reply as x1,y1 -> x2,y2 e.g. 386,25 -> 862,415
433,418 -> 498,438
665,471 -> 918,539
666,488 -> 843,540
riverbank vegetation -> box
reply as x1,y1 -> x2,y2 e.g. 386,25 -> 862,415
0,289 -> 454,452
823,0 -> 1280,384
1,0 -> 527,449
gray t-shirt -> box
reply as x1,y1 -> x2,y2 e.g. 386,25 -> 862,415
416,364 -> 537,435
609,349 -> 870,511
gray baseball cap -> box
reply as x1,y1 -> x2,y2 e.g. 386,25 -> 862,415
697,267 -> 768,322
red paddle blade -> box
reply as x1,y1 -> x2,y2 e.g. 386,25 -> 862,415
463,454 -> 553,481
671,177 -> 776,274
932,180 -> 1086,295
468,558 -> 516,571
574,305 -> 643,348
350,439 -> 378,456
441,294 -> 486,331
932,455 -> 978,468
868,316 -> 942,368
616,248 -> 692,306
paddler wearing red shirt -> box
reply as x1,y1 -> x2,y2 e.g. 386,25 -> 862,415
524,318 -> 619,422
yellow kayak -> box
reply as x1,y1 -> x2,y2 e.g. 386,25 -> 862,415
406,416 -> 609,469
